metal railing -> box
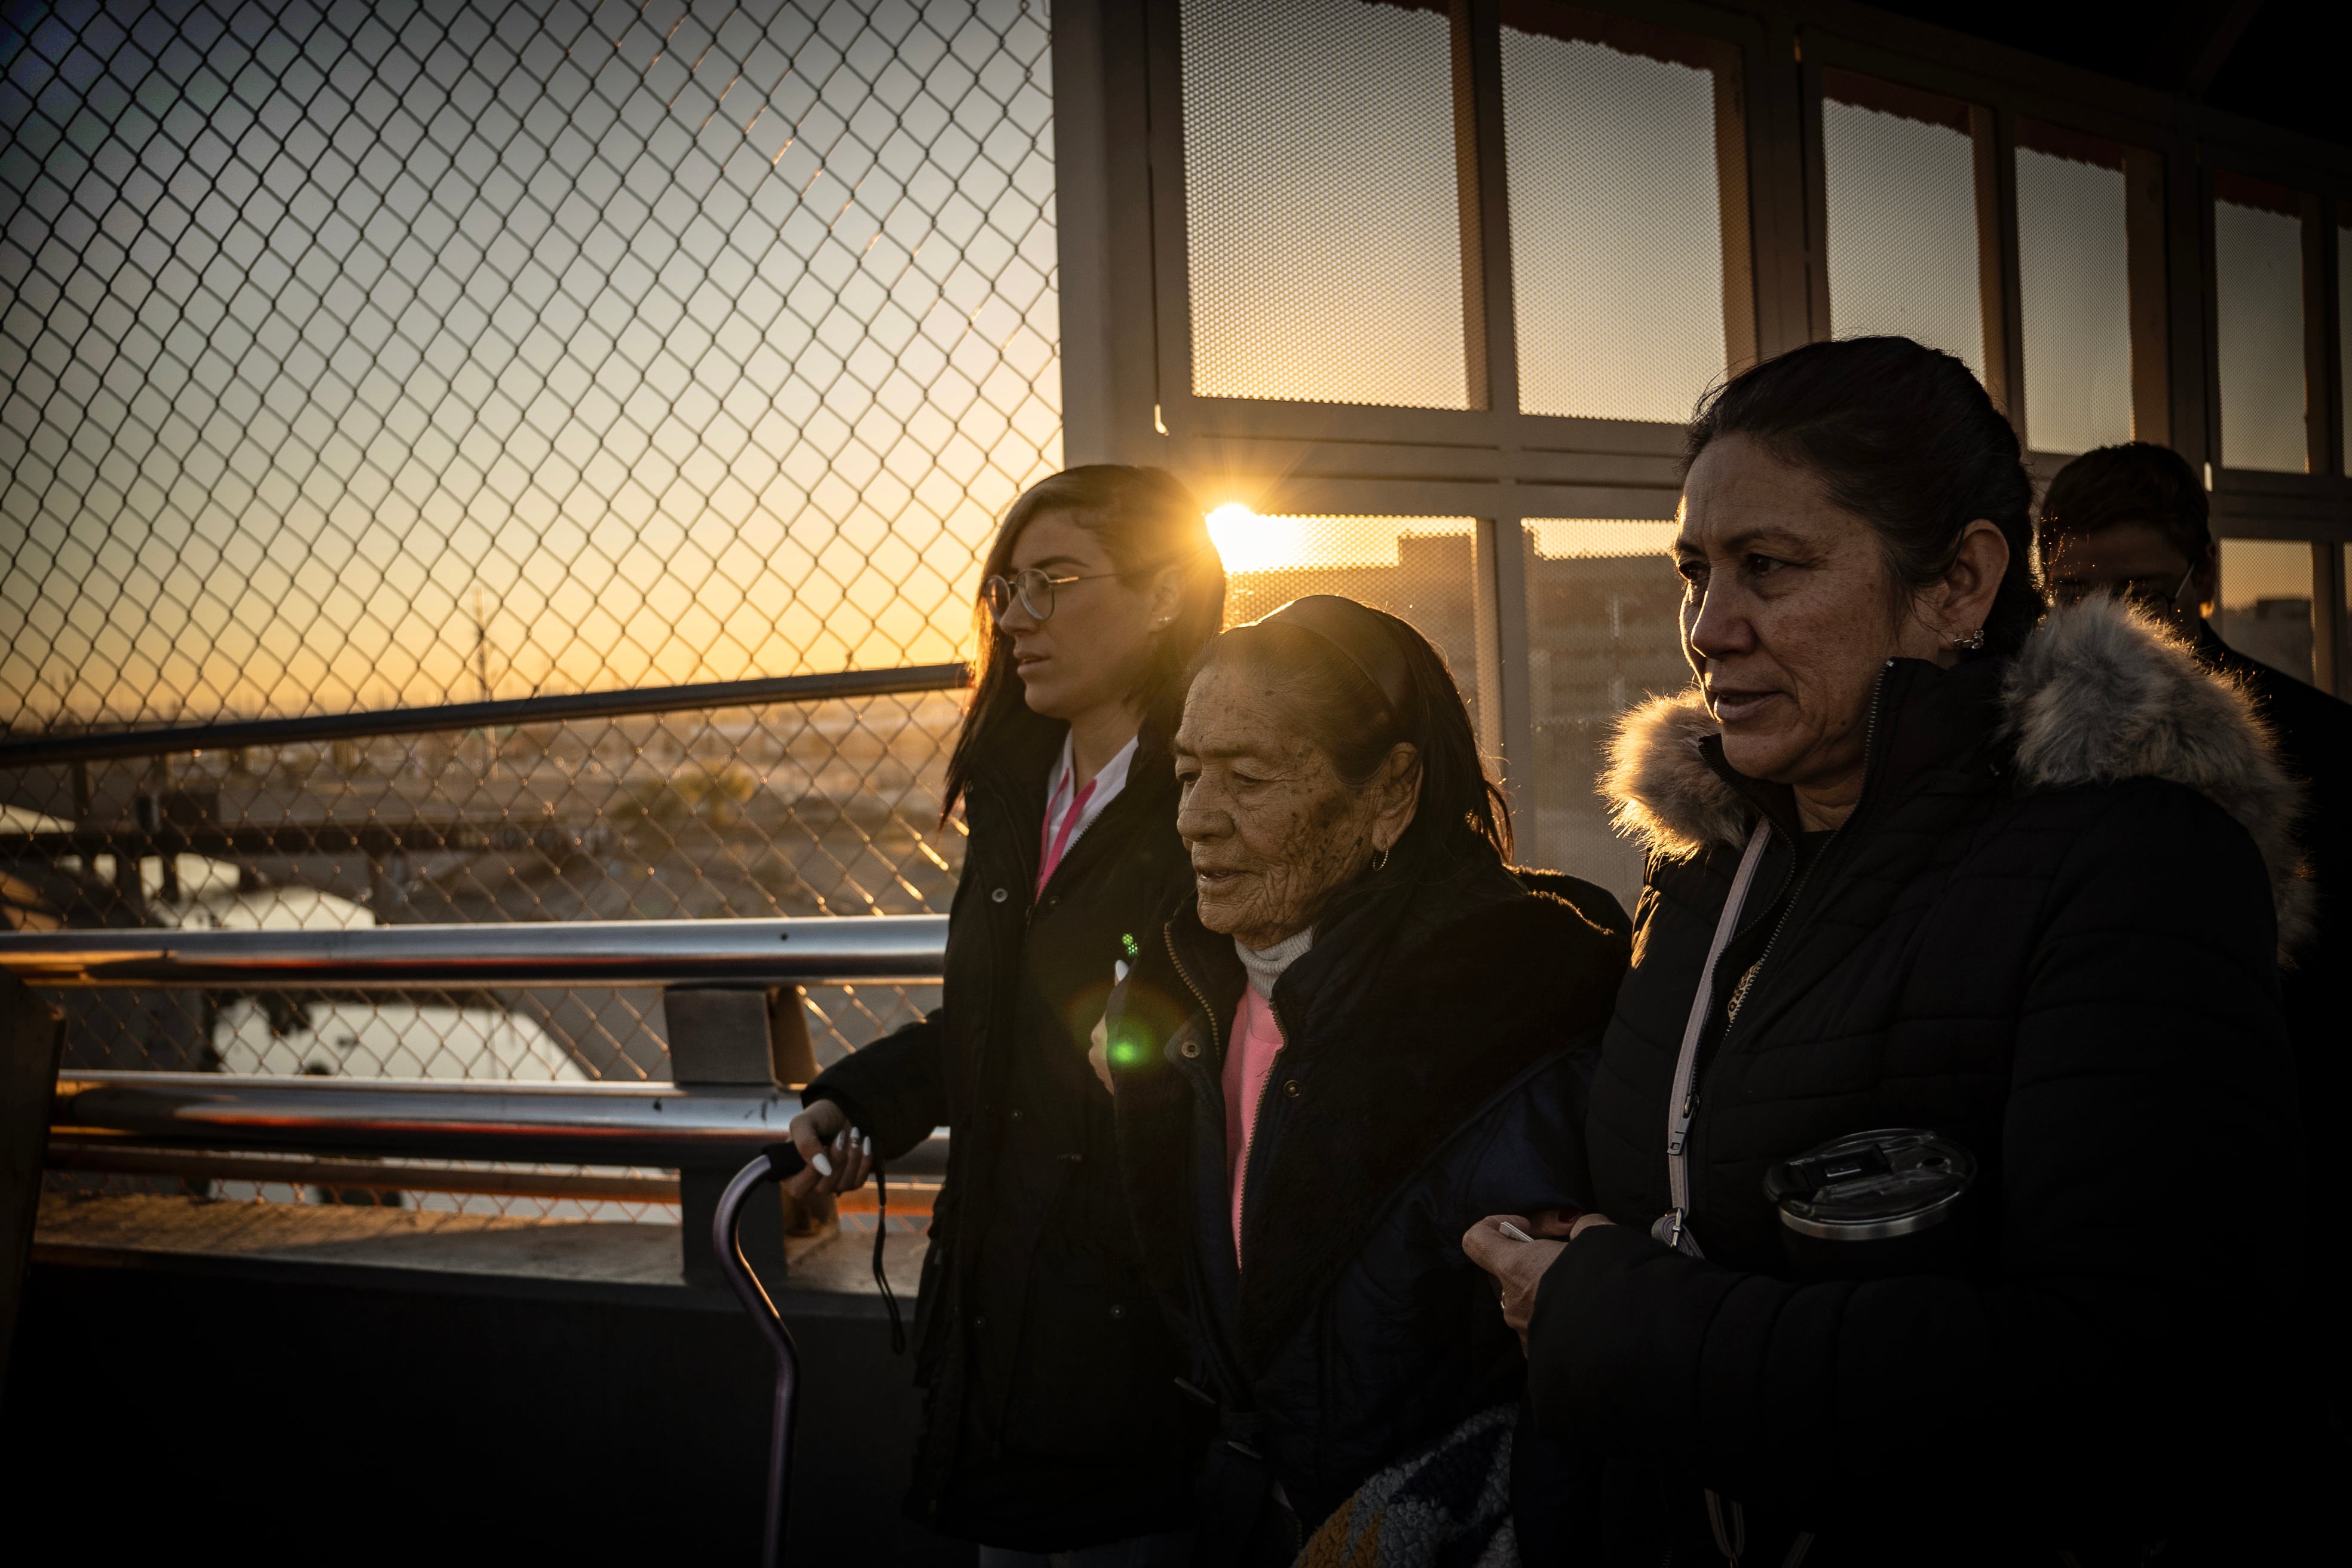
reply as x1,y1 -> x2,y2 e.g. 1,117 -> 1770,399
0,665 -> 969,770
48,1069 -> 947,1177
0,915 -> 949,988
14,917 -> 954,1273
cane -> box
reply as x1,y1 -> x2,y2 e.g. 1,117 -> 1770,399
713,1143 -> 807,1568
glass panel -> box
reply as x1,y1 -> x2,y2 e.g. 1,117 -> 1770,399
1208,512 -> 1486,728
1180,0 -> 1471,408
2215,539 -> 2314,683
2212,174 -> 2308,474
1821,71 -> 1986,377
1500,5 -> 1731,422
1523,518 -> 1686,906
2016,123 -> 2134,455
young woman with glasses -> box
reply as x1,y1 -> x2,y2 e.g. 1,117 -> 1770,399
783,466 -> 1226,1566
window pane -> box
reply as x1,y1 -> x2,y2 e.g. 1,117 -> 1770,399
1822,71 -> 1986,377
1501,7 -> 1730,422
2213,176 -> 2308,474
1210,513 -> 1486,725
1180,0 -> 1470,408
2215,539 -> 2314,684
1523,518 -> 1686,906
2016,124 -> 2133,455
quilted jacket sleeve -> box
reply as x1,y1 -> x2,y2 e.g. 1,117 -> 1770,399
1525,781 -> 2306,1530
801,1009 -> 948,1160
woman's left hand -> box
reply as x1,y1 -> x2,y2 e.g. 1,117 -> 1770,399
1462,1211 -> 1613,1350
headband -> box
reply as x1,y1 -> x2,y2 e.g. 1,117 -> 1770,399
1250,595 -> 1416,717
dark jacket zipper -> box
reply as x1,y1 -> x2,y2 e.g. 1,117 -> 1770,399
1165,923 -> 1227,1066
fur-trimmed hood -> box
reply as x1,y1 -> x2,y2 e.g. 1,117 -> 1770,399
1601,597 -> 2314,955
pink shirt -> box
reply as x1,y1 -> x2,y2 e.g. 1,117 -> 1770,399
1222,984 -> 1288,1266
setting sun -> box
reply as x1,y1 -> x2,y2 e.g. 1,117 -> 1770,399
1206,504 -> 1308,574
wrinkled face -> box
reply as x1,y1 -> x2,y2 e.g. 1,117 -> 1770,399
1674,434 -> 1944,791
994,510 -> 1170,722
1173,663 -> 1401,950
2041,520 -> 2210,639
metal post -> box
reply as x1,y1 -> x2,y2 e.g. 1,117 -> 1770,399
667,987 -> 816,1287
1,976 -> 65,1395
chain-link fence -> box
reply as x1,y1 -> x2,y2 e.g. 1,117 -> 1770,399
4,0 -> 1055,1217
6,690 -> 964,1076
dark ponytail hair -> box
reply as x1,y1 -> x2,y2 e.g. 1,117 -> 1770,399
942,466 -> 1225,822
1189,601 -> 1510,866
1686,336 -> 2044,655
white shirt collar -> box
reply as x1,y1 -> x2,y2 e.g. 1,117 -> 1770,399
1046,730 -> 1138,837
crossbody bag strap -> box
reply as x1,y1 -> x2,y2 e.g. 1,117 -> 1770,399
1652,820 -> 1772,1259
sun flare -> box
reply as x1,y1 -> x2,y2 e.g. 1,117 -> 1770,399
1205,504 -> 1307,574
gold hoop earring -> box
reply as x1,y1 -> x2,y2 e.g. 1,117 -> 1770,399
1370,845 -> 1391,872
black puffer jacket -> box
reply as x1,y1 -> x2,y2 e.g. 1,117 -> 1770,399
1525,601 -> 2321,1564
803,705 -> 1198,1549
2199,624 -> 2352,1421
1107,852 -> 1628,1563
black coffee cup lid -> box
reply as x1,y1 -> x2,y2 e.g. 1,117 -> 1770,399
1763,1128 -> 1976,1241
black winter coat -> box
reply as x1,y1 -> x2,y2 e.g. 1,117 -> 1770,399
1106,852 -> 1628,1563
2199,624 -> 2352,1420
1526,600 -> 2322,1564
803,704 -> 1199,1549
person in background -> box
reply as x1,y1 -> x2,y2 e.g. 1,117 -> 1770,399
1102,596 -> 1628,1566
2040,440 -> 2352,1429
782,466 -> 1224,1565
1471,339 -> 2322,1561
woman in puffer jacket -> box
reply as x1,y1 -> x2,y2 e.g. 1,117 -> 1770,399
1105,596 -> 1628,1566
1468,337 -> 2329,1564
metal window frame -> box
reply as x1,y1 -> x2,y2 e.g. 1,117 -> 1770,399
1051,0 -> 2352,804
1107,0 -> 1772,858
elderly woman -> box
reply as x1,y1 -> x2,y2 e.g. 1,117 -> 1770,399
1101,596 -> 1628,1566
1468,338 -> 2319,1561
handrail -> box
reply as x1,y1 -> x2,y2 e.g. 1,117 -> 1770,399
0,662 -> 969,767
50,1071 -> 950,1174
0,915 -> 950,987
0,821 -> 620,860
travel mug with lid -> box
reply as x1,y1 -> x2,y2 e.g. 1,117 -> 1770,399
1762,1128 -> 1978,1279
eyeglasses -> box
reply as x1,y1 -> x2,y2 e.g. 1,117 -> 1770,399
981,567 -> 1122,622
2048,561 -> 2199,613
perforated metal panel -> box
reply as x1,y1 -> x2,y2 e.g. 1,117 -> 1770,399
1210,512 -> 1485,725
2216,538 -> 2314,682
1821,71 -> 1985,377
1178,0 -> 1471,409
2016,126 -> 2132,455
2213,179 -> 2308,474
1500,13 -> 1728,422
1521,517 -> 1682,905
